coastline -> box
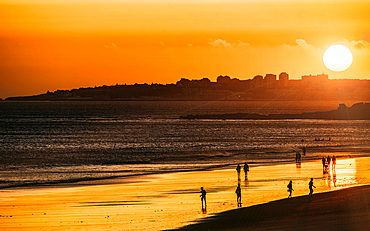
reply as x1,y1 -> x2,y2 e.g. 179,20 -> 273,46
1,156 -> 370,230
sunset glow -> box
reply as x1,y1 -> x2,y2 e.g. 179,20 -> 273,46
323,45 -> 353,72
1,0 -> 370,98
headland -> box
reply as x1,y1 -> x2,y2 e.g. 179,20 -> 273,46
4,73 -> 370,101
180,102 -> 370,120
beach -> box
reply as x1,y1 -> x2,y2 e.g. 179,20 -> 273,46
174,185 -> 370,231
1,156 -> 370,231
2,0 -> 370,229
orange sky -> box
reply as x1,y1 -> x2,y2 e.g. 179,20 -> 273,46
1,0 -> 370,99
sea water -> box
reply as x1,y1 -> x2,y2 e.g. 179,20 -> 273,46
1,101 -> 369,189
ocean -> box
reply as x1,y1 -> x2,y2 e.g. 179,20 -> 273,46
1,100 -> 369,189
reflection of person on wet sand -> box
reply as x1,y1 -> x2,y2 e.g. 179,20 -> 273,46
333,171 -> 337,187
322,157 -> 328,172
287,180 -> 294,198
308,178 -> 316,197
200,187 -> 207,209
235,183 -> 242,207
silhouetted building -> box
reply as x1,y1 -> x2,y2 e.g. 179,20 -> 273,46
279,72 -> 289,87
251,75 -> 263,88
264,74 -> 277,88
302,74 -> 329,84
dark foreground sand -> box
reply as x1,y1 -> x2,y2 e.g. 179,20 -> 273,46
173,185 -> 370,231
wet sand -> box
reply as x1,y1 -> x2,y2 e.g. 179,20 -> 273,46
174,185 -> 370,231
1,157 -> 370,231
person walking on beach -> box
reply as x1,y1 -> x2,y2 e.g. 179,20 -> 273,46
332,155 -> 336,169
236,164 -> 241,174
327,156 -> 331,169
322,157 -> 327,172
287,180 -> 294,198
243,162 -> 249,178
308,178 -> 316,197
295,151 -> 301,163
322,157 -> 326,167
236,164 -> 241,181
235,183 -> 242,207
200,187 -> 207,209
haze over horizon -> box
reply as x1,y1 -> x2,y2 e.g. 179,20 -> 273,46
1,0 -> 370,99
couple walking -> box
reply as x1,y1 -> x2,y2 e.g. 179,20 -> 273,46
287,178 -> 316,198
236,163 -> 249,175
200,184 -> 243,209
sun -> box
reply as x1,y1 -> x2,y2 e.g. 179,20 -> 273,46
323,45 -> 353,72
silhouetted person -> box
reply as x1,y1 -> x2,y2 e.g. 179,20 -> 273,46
287,180 -> 294,198
243,162 -> 249,179
235,183 -> 242,207
236,164 -> 241,181
308,178 -> 316,197
332,155 -> 336,169
327,156 -> 331,169
322,157 -> 327,172
200,187 -> 207,209
236,164 -> 241,174
295,151 -> 301,163
321,157 -> 325,166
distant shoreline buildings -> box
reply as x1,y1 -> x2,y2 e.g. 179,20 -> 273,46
4,73 -> 370,101
177,72 -> 330,89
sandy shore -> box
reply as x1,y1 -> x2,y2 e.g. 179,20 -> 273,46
173,185 -> 370,231
1,157 -> 370,231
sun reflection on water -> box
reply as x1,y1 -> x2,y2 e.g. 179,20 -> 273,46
333,158 -> 357,187
322,158 -> 357,190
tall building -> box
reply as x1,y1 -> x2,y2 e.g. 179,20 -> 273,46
279,72 -> 289,87
264,74 -> 277,88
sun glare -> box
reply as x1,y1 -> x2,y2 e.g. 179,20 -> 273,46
323,45 -> 353,72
